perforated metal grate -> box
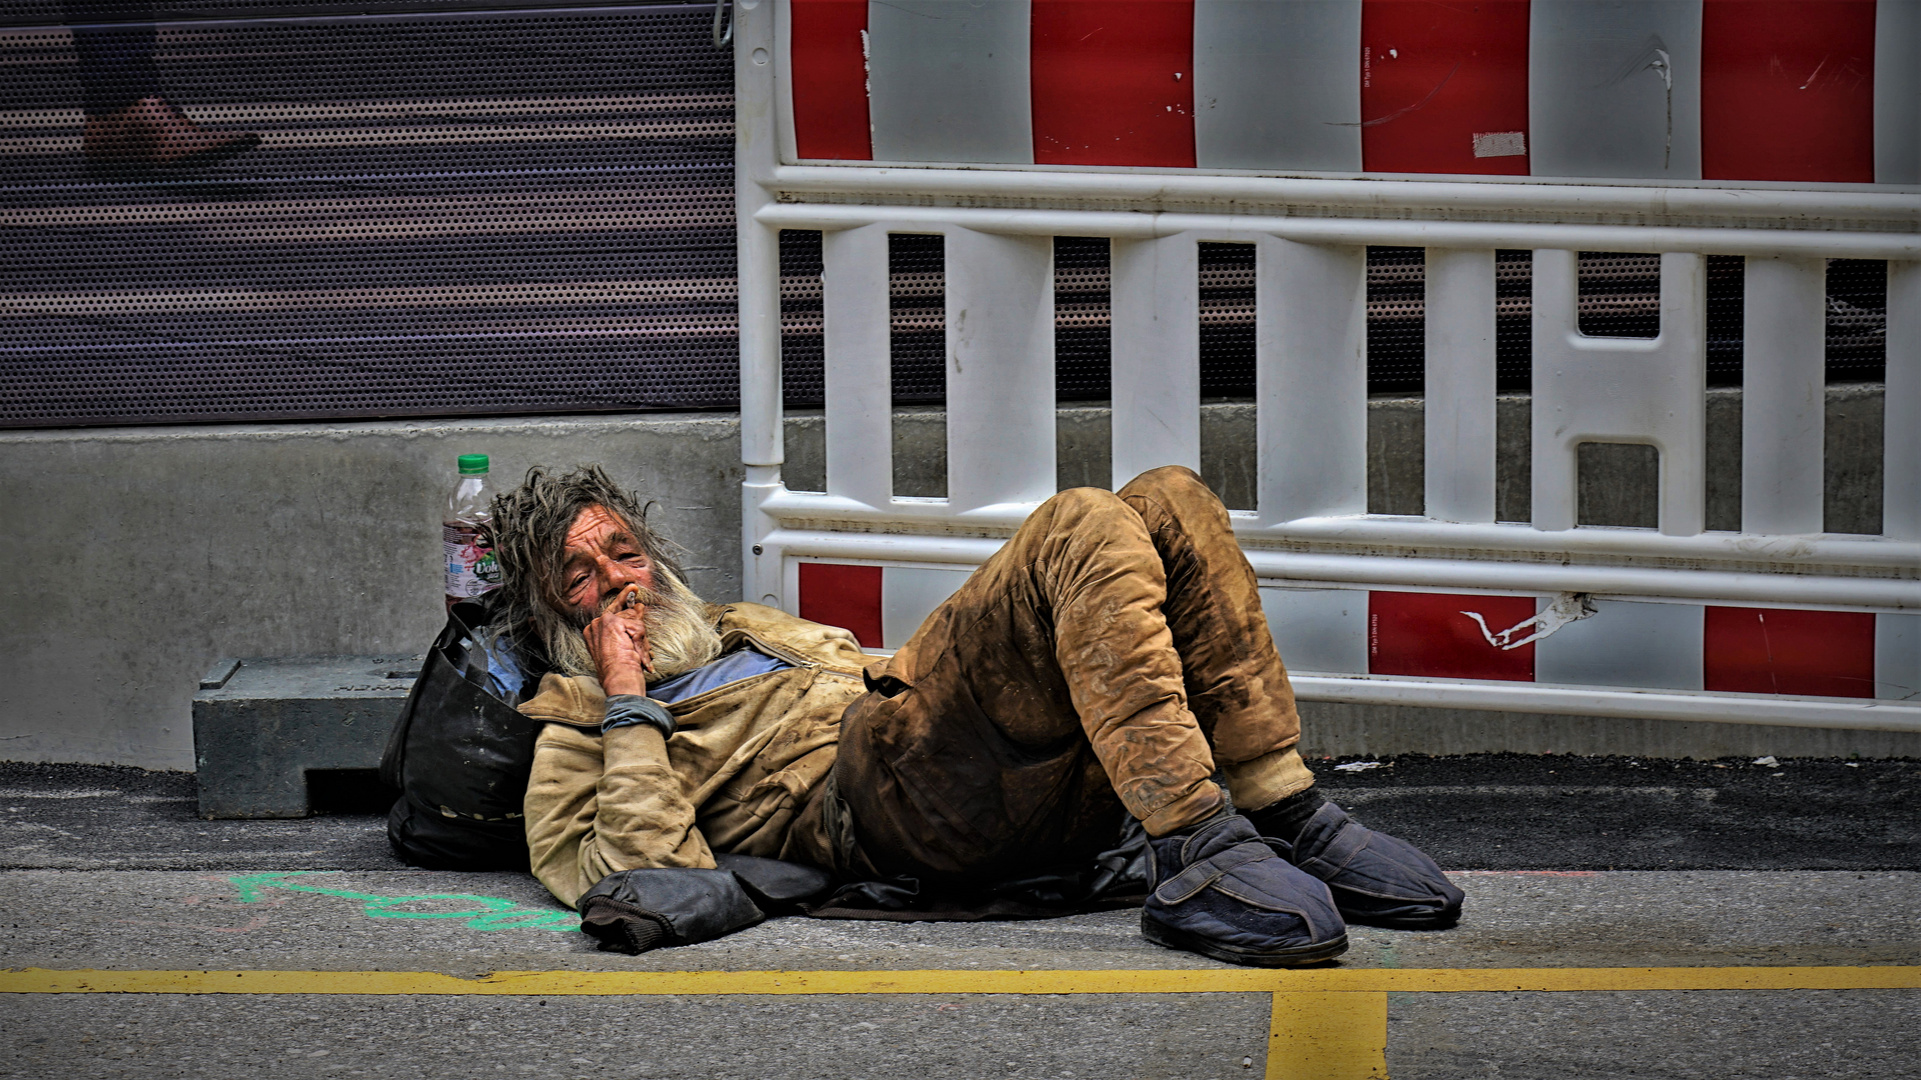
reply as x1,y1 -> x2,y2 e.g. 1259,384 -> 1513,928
1826,259 -> 1889,382
1367,247 -> 1426,394
1573,251 -> 1746,385
9,1 -> 1885,431
1576,253 -> 1664,340
1052,235 -> 1110,402
1494,248 -> 1533,392
1704,255 -> 1747,386
1195,242 -> 1255,399
2,1 -> 736,428
0,1 -> 669,22
776,241 -> 1886,408
1566,252 -> 1886,387
886,232 -> 944,405
777,228 -> 824,406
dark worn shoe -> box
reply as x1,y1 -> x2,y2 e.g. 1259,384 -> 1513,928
1274,802 -> 1464,929
83,95 -> 261,172
1141,810 -> 1348,967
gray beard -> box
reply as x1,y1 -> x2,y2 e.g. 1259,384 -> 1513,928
537,570 -> 723,681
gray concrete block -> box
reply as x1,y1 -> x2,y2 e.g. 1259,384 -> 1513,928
191,656 -> 419,818
1826,381 -> 1886,535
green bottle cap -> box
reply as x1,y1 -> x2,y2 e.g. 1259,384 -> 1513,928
457,453 -> 490,475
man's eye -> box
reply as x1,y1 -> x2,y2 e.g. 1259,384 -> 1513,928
619,552 -> 645,563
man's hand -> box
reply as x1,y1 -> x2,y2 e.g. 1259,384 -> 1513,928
584,587 -> 653,698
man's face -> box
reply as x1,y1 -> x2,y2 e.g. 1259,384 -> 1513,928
559,505 -> 655,620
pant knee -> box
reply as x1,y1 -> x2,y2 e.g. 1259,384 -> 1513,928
1117,465 -> 1214,508
1038,485 -> 1137,535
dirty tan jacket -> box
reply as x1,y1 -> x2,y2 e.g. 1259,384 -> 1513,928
519,602 -> 874,908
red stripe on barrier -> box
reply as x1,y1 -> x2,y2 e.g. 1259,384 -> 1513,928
1031,0 -> 1196,167
1700,0 -> 1876,183
791,0 -> 872,161
1368,591 -> 1535,682
1703,607 -> 1876,698
798,562 -> 884,649
1359,0 -> 1530,176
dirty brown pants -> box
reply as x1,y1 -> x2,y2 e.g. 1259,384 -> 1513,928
836,466 -> 1315,885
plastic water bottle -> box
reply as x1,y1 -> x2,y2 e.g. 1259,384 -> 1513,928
444,453 -> 499,610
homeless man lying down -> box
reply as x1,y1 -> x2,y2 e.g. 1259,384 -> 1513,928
381,463 -> 1462,966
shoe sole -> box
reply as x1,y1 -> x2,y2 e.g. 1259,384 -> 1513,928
1332,895 -> 1464,930
1341,910 -> 1460,931
85,134 -> 262,177
1140,916 -> 1348,968
160,134 -> 263,170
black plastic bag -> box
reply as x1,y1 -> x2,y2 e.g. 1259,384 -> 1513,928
380,596 -> 542,870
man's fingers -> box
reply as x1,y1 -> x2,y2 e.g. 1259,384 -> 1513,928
619,606 -> 655,672
584,604 -> 653,674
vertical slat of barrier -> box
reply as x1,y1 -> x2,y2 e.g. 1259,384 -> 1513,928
1256,237 -> 1369,523
737,0 -> 784,608
1531,249 -> 1707,535
1109,233 -> 1201,488
944,227 -> 1058,511
1530,249 -> 1582,532
1652,251 -> 1709,538
1888,261 -> 1921,540
1741,256 -> 1827,534
821,224 -> 895,507
1424,248 -> 1497,523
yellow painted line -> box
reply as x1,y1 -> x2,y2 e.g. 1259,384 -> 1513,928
1270,991 -> 1389,1080
2,967 -> 1916,997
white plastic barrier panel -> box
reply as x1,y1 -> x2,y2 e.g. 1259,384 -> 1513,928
736,0 -> 1921,733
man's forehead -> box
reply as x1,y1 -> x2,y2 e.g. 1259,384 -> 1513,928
563,505 -> 636,551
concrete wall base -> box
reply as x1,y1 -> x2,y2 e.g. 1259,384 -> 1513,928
0,413 -> 744,769
787,384 -> 1887,534
1,384 -> 1891,769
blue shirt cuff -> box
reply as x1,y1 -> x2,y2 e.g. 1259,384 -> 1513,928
602,694 -> 676,739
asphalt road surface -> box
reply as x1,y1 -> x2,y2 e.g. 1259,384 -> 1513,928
5,753 -> 1916,872
3,755 -> 1916,1079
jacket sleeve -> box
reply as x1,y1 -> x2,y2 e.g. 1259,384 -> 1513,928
520,677 -> 716,908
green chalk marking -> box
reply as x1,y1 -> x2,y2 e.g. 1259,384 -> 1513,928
231,872 -> 579,932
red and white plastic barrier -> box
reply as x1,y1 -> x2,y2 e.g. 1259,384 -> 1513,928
787,0 -> 1919,185
798,560 -> 1918,702
736,1 -> 1920,735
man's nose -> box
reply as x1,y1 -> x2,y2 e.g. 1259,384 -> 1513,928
595,554 -> 644,594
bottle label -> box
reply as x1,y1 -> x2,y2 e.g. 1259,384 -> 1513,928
444,523 -> 500,600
